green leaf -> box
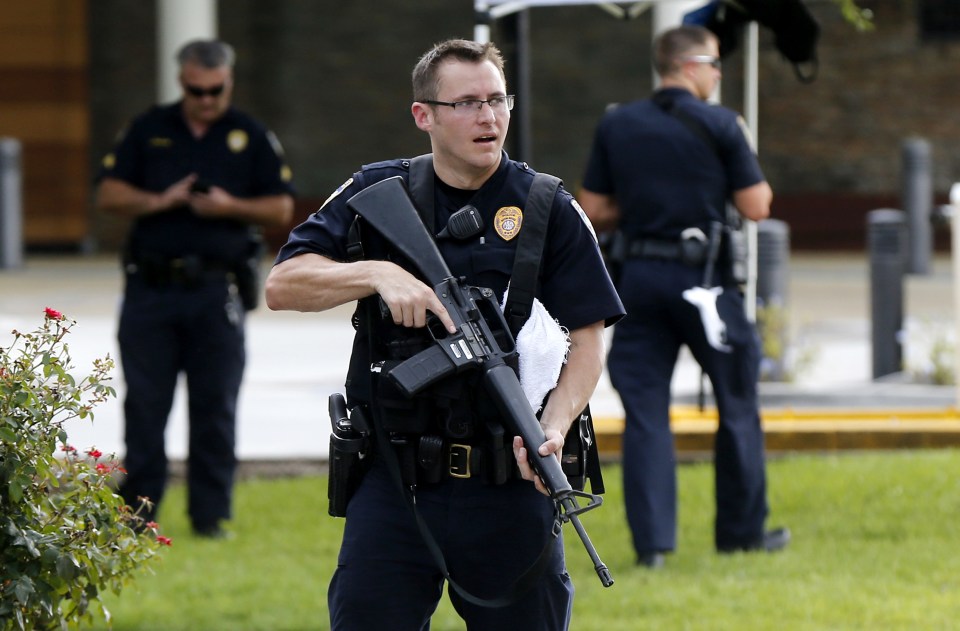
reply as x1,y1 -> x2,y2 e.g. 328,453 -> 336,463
12,575 -> 35,604
56,554 -> 80,581
8,477 -> 24,503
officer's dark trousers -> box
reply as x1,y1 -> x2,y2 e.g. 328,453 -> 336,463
117,275 -> 245,528
608,259 -> 768,556
328,460 -> 574,631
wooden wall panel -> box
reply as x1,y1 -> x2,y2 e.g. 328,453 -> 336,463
0,0 -> 89,247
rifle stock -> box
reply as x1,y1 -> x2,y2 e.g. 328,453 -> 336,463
346,176 -> 613,587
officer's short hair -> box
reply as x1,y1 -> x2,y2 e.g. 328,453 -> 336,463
412,39 -> 506,102
653,25 -> 715,77
177,39 -> 236,70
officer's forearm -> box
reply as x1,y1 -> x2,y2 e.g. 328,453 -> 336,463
539,321 -> 605,437
265,253 -> 384,313
224,194 -> 294,227
95,178 -> 167,217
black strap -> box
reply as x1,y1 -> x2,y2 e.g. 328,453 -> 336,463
504,173 -> 560,337
408,154 -> 435,233
652,91 -> 722,161
502,174 -> 605,496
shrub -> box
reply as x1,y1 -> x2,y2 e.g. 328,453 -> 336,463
1,309 -> 170,630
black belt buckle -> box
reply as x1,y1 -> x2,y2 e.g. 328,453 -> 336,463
449,443 -> 472,478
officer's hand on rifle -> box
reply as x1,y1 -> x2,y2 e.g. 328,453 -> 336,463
512,430 -> 564,497
373,265 -> 457,334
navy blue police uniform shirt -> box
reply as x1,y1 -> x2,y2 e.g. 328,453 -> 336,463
276,152 -> 624,335
98,102 -> 295,262
581,87 -> 764,241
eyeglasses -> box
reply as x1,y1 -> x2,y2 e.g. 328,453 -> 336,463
682,55 -> 721,70
184,83 -> 226,98
423,95 -> 515,114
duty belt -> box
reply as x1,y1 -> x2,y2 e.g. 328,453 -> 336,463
626,227 -> 709,266
627,238 -> 684,260
126,254 -> 235,287
389,433 -> 516,485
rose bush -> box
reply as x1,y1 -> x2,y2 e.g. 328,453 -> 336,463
1,309 -> 170,630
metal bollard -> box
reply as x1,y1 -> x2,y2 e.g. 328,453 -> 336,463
901,137 -> 932,275
867,209 -> 906,379
0,138 -> 24,269
756,219 -> 790,380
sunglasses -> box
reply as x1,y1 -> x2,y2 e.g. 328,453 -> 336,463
184,83 -> 226,98
682,55 -> 722,70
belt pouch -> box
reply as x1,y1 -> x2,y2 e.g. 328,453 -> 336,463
679,231 -> 708,266
561,418 -> 587,492
235,233 -> 265,311
417,435 -> 444,485
433,378 -> 475,441
483,422 -> 509,485
391,436 -> 417,486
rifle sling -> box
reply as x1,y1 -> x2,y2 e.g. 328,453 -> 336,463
408,154 -> 435,232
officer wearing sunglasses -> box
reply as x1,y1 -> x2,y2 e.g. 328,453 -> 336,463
578,25 -> 788,569
94,39 -> 295,540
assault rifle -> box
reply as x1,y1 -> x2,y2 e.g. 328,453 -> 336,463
346,176 -> 614,588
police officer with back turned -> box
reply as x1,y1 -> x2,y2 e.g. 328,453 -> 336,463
266,39 -> 623,630
578,25 -> 789,569
95,39 -> 295,538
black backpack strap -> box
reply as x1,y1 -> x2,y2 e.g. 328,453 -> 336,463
407,153 -> 435,233
504,173 -> 560,336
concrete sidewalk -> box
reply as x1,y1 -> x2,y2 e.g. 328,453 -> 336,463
1,252 -> 957,463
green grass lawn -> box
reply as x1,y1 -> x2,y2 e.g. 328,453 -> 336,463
92,450 -> 960,630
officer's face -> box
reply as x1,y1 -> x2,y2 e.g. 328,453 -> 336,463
413,59 -> 509,186
179,62 -> 233,126
689,41 -> 722,101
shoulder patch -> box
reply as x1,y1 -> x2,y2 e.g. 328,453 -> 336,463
318,177 -> 353,213
736,115 -> 757,153
570,198 -> 597,242
266,130 -> 285,157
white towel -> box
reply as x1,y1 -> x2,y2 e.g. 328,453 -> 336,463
502,289 -> 570,412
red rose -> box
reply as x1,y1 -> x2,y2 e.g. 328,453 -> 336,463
157,536 -> 173,546
86,448 -> 103,459
44,307 -> 64,320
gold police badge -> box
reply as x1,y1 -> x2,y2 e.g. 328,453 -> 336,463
227,129 -> 249,153
494,206 -> 523,241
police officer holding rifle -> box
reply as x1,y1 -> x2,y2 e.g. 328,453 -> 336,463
266,38 -> 623,631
